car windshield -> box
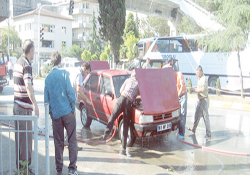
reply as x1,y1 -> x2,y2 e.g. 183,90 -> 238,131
112,74 -> 131,97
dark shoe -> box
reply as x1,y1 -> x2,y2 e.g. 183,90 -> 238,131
103,129 -> 111,140
187,127 -> 195,134
204,134 -> 211,139
68,169 -> 79,175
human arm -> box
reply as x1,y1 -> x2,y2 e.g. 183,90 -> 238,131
26,83 -> 39,117
65,71 -> 76,112
77,85 -> 92,105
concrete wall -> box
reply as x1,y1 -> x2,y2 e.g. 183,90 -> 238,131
0,0 -> 9,22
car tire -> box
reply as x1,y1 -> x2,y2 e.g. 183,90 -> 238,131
0,87 -> 3,93
118,119 -> 136,147
80,105 -> 92,128
208,76 -> 218,94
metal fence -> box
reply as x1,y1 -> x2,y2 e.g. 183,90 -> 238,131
0,115 -> 38,175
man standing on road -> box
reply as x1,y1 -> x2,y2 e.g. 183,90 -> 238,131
163,57 -> 174,68
142,58 -> 151,69
188,65 -> 211,138
8,58 -> 14,80
103,72 -> 139,156
72,62 -> 92,105
13,39 -> 39,174
44,51 -> 78,175
175,70 -> 187,139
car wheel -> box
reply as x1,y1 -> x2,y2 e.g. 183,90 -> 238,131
118,119 -> 136,147
208,76 -> 218,94
80,105 -> 92,127
0,87 -> 3,93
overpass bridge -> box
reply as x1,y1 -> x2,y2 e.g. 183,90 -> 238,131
89,0 -> 222,35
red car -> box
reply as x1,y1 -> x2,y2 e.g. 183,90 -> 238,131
77,62 -> 180,147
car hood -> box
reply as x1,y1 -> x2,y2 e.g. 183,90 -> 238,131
135,68 -> 179,115
89,61 -> 110,71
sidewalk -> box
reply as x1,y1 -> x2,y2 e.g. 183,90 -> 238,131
187,93 -> 250,111
181,93 -> 250,156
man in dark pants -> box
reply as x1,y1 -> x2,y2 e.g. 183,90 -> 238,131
103,72 -> 139,156
13,39 -> 39,175
44,51 -> 78,175
189,65 -> 211,138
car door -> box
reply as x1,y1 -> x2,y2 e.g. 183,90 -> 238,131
98,76 -> 116,123
84,74 -> 100,119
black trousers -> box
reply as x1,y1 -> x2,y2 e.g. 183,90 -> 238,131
106,95 -> 132,149
52,112 -> 77,172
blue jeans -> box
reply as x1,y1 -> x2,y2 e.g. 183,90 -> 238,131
178,92 -> 187,136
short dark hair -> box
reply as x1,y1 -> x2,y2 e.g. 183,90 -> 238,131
168,57 -> 173,63
51,51 -> 61,67
23,39 -> 34,55
196,65 -> 203,72
81,61 -> 91,70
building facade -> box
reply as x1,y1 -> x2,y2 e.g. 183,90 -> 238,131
13,8 -> 73,75
56,0 -> 100,49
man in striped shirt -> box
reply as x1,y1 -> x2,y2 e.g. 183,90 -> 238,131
13,39 -> 39,173
103,72 -> 139,156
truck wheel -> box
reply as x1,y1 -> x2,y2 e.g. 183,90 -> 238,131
118,119 -> 136,147
80,105 -> 92,127
0,87 -> 3,93
208,76 -> 218,94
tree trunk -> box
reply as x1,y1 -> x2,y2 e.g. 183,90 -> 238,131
237,47 -> 244,98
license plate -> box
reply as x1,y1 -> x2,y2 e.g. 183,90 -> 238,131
157,123 -> 172,132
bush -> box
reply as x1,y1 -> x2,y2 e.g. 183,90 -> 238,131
187,78 -> 192,94
216,77 -> 221,96
41,64 -> 52,77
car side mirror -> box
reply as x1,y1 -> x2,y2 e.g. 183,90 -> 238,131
105,90 -> 114,99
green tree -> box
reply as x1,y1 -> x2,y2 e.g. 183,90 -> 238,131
178,16 -> 203,35
61,42 -> 68,58
1,26 -> 21,56
81,49 -> 91,61
100,52 -> 108,61
98,0 -> 126,67
100,45 -> 110,61
87,11 -> 103,58
91,54 -> 98,61
141,15 -> 170,38
202,0 -> 250,98
124,13 -> 139,38
68,45 -> 83,59
124,34 -> 139,60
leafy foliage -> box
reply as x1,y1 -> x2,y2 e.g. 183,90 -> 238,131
98,0 -> 126,64
81,49 -> 91,61
124,13 -> 139,39
14,160 -> 33,175
87,11 -> 103,58
124,34 -> 139,59
1,26 -> 21,56
140,15 -> 170,38
178,16 -> 203,35
68,45 -> 83,59
100,45 -> 110,61
91,54 -> 98,61
61,42 -> 68,58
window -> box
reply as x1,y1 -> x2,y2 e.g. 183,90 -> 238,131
62,41 -> 66,47
100,77 -> 112,95
62,27 -> 66,34
82,31 -> 85,36
43,25 -> 55,33
85,75 -> 99,93
74,16 -> 78,23
19,25 -> 22,32
86,3 -> 89,9
82,3 -> 85,8
41,40 -> 54,48
25,23 -> 31,31
112,75 -> 130,97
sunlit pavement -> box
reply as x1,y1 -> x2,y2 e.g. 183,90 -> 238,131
1,79 -> 250,174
